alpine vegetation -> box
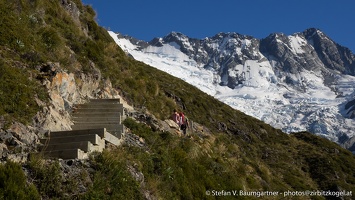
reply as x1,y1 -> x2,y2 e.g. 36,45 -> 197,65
0,0 -> 354,199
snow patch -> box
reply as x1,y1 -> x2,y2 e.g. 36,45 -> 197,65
288,35 -> 307,54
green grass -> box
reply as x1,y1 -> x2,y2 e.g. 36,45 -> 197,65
0,161 -> 40,200
0,0 -> 109,124
0,60 -> 48,125
0,0 -> 355,199
82,152 -> 144,200
122,118 -> 246,199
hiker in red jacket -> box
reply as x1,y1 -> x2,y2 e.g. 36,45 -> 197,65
179,112 -> 189,135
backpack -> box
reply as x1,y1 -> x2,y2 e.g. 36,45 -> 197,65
179,113 -> 184,124
184,116 -> 189,126
180,113 -> 188,125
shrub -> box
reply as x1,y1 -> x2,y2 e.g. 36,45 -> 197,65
83,152 -> 143,200
0,61 -> 47,124
39,26 -> 62,50
28,156 -> 64,199
0,161 -> 40,200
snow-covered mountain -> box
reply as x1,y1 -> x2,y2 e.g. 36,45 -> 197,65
108,28 -> 355,150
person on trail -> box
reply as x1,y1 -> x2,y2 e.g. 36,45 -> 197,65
179,112 -> 189,135
171,109 -> 180,125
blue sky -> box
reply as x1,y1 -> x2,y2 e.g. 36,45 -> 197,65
82,0 -> 355,53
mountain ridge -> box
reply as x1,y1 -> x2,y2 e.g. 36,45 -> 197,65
118,28 -> 355,82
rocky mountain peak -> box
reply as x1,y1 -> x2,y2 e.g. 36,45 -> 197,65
119,27 -> 355,88
302,28 -> 355,74
302,27 -> 323,39
164,31 -> 188,41
150,31 -> 190,48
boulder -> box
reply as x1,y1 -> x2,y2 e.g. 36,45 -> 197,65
0,143 -> 8,159
8,122 -> 37,145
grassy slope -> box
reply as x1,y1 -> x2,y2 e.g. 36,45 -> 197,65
0,0 -> 354,199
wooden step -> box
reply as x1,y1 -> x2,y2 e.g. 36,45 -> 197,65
71,124 -> 124,137
49,128 -> 106,138
49,128 -> 120,146
40,141 -> 93,152
73,108 -> 123,113
89,99 -> 120,104
42,149 -> 87,159
40,134 -> 103,145
72,112 -> 122,118
75,103 -> 123,109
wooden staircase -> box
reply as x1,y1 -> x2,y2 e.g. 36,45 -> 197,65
40,99 -> 124,159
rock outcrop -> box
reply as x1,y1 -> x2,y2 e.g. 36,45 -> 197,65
0,61 -> 127,163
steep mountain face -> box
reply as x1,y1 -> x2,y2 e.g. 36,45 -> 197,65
2,0 -> 355,198
112,28 -> 355,148
147,31 -> 263,88
345,98 -> 355,118
260,29 -> 355,92
303,28 -> 355,75
147,28 -> 355,89
261,29 -> 355,75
